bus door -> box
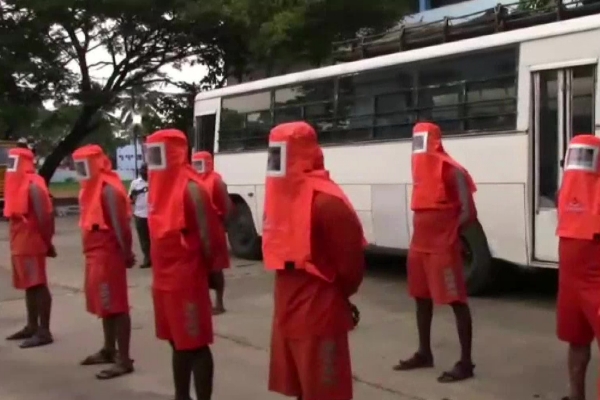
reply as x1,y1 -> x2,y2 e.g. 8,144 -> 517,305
532,64 -> 596,262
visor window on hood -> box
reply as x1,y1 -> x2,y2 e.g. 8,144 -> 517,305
145,143 -> 167,170
6,154 -> 18,172
412,132 -> 428,154
192,159 -> 205,173
565,145 -> 598,172
266,142 -> 287,177
74,159 -> 91,179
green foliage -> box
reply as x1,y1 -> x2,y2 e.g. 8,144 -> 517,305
0,0 -> 410,182
219,0 -> 408,76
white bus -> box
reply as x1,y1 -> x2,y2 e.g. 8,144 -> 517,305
193,13 -> 600,294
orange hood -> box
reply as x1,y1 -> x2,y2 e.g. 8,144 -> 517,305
3,147 -> 49,217
73,144 -> 130,230
146,129 -> 205,238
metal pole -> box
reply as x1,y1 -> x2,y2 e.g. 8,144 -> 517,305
131,88 -> 139,177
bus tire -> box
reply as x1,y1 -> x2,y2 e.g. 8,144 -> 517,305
461,220 -> 494,296
227,198 -> 262,260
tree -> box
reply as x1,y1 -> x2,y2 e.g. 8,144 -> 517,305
28,104 -> 127,158
218,0 -> 409,79
5,0 -> 409,183
6,0 -> 227,182
0,1 -> 72,139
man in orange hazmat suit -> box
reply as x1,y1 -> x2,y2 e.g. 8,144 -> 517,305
263,121 -> 365,400
146,129 -> 221,400
192,151 -> 233,315
394,122 -> 476,383
4,147 -> 56,348
73,145 -> 135,380
555,134 -> 600,400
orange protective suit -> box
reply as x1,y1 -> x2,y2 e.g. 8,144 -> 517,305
192,151 -> 231,270
4,148 -> 54,290
263,122 -> 365,400
556,134 -> 600,347
73,145 -> 133,318
146,129 -> 220,350
408,122 -> 477,305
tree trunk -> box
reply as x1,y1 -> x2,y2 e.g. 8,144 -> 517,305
38,106 -> 98,183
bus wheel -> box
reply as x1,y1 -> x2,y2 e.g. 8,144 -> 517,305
461,220 -> 494,296
227,198 -> 262,260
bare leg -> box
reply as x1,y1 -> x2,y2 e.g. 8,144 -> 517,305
7,288 -> 39,340
37,285 -> 52,336
103,316 -> 117,353
191,346 -> 214,400
115,313 -> 132,363
171,342 -> 194,400
25,287 -> 40,331
567,344 -> 590,400
80,317 -> 117,365
95,313 -> 134,379
452,302 -> 473,364
393,298 -> 434,370
437,302 -> 474,383
18,285 -> 54,348
210,272 -> 226,315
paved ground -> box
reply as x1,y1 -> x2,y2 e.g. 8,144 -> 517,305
0,216 -> 596,400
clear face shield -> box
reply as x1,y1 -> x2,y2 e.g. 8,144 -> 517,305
192,159 -> 205,173
412,132 -> 428,154
266,142 -> 287,177
565,144 -> 599,172
144,143 -> 167,171
74,158 -> 91,180
6,154 -> 18,172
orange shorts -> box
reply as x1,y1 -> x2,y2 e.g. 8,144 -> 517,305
557,238 -> 600,345
11,255 -> 47,290
407,248 -> 467,304
269,329 -> 353,400
152,288 -> 213,350
84,252 -> 129,318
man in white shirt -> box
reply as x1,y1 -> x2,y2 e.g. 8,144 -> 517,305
128,164 -> 150,268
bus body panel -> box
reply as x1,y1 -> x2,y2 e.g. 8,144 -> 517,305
197,15 -> 600,270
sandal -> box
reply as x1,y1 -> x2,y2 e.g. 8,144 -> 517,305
6,326 -> 35,341
96,362 -> 134,380
437,361 -> 475,383
212,306 -> 226,316
80,349 -> 116,365
392,352 -> 434,371
19,333 -> 54,348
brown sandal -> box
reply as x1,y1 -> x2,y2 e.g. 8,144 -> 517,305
392,352 -> 434,371
6,326 -> 35,341
437,361 -> 475,383
96,362 -> 134,380
80,349 -> 116,365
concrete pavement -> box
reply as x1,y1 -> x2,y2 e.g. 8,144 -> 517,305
0,216 -> 596,400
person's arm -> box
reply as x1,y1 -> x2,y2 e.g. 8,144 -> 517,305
217,180 -> 233,223
454,167 -> 475,226
29,183 -> 54,248
103,185 -> 133,258
314,194 -> 365,297
186,182 -> 215,270
128,180 -> 137,203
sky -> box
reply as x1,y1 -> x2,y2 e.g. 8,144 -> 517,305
42,41 -> 209,114
82,45 -> 209,93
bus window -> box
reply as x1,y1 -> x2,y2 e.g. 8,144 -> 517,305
220,90 -> 272,152
417,47 -> 517,134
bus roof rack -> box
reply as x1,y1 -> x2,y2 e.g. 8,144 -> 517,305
332,0 -> 600,62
